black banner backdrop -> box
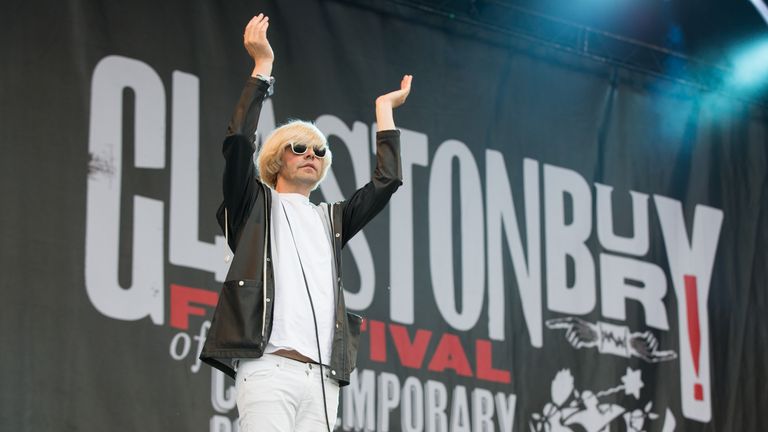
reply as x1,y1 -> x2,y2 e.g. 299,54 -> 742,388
1,0 -> 766,431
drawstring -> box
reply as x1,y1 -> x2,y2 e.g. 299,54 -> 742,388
280,202 -> 333,432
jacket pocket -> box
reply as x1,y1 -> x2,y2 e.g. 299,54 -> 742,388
207,279 -> 267,350
345,312 -> 364,373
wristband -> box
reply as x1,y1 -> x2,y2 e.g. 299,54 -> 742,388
255,74 -> 275,97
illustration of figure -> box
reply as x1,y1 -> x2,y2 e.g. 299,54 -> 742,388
546,317 -> 677,363
530,368 -> 664,432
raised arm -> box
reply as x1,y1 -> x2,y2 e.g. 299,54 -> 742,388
218,14 -> 276,251
340,76 -> 414,245
244,13 -> 274,78
375,74 -> 413,131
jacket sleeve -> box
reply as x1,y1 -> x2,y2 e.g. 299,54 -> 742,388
216,77 -> 272,252
340,129 -> 403,247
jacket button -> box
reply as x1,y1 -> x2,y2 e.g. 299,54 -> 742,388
238,281 -> 244,286
335,233 -> 340,238
335,322 -> 340,329
266,257 -> 271,262
266,298 -> 271,303
331,370 -> 336,375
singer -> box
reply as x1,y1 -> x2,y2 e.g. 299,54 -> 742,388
200,14 -> 412,432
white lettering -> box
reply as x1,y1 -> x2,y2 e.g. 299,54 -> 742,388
169,332 -> 191,360
209,415 -> 234,432
655,195 -> 723,422
472,388 -> 495,432
600,254 -> 669,330
389,128 -> 429,324
377,372 -> 401,432
401,376 -> 424,432
343,369 -> 376,431
486,154 -> 542,345
450,385 -> 470,432
495,392 -> 517,432
211,369 -> 236,413
596,184 -> 650,256
85,55 -> 164,324
191,321 -> 210,373
544,164 -> 595,315
429,140 -> 485,330
425,380 -> 449,432
343,369 -> 517,432
316,116 -> 375,310
169,71 -> 229,282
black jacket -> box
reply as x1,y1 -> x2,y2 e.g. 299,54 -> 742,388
200,77 -> 402,386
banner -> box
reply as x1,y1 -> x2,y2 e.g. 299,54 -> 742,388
1,0 -> 766,431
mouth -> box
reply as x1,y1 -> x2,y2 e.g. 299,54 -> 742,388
299,164 -> 317,172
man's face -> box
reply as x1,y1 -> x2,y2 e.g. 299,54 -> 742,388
276,143 -> 324,190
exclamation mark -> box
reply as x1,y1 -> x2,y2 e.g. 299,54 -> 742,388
684,275 -> 704,401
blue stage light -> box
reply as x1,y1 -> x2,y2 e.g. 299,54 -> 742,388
729,38 -> 768,91
748,0 -> 768,26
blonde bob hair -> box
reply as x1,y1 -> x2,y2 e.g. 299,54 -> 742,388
257,120 -> 332,190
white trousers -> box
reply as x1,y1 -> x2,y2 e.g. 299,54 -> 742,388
235,354 -> 340,432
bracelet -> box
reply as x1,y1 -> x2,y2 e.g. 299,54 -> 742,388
255,74 -> 275,97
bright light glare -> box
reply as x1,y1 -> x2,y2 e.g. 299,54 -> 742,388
730,39 -> 768,91
748,0 -> 768,26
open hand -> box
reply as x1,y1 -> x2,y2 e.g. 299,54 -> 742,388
244,14 -> 274,68
376,74 -> 413,109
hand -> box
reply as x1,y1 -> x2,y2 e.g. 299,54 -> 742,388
244,14 -> 274,75
546,317 -> 599,349
628,330 -> 677,363
376,74 -> 413,109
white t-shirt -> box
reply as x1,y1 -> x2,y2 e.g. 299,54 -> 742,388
263,192 -> 336,365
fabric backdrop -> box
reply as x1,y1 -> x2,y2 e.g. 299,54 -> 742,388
1,0 -> 766,431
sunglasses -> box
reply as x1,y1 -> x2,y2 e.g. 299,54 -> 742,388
286,142 -> 328,158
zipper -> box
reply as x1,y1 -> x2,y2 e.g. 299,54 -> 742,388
329,202 -> 345,375
329,203 -> 342,303
261,186 -> 269,337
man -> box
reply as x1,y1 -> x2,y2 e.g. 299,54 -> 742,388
200,14 -> 412,432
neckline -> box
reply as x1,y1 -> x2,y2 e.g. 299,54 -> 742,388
279,192 -> 311,205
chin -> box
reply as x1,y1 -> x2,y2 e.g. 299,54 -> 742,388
297,174 -> 321,186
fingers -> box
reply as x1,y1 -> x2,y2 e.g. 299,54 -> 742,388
545,317 -> 577,329
651,350 -> 678,361
565,328 -> 580,347
640,349 -> 677,363
545,322 -> 573,330
639,331 -> 658,349
245,13 -> 269,40
245,14 -> 262,36
375,74 -> 414,110
401,74 -> 413,91
258,15 -> 269,34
